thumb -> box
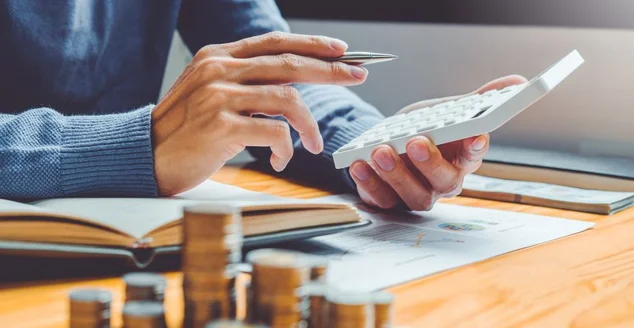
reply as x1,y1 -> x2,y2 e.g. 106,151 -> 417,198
473,75 -> 528,94
396,75 -> 528,115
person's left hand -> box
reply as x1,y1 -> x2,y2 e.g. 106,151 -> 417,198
349,75 -> 528,211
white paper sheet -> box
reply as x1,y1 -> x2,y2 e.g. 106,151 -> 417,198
300,195 -> 595,292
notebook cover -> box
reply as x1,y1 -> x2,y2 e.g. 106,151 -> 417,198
0,219 -> 372,268
485,144 -> 634,180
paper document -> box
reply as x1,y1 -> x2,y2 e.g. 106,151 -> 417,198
284,194 -> 594,292
462,174 -> 634,214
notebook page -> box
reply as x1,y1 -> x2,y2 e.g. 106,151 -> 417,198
29,180 -> 281,240
0,199 -> 61,216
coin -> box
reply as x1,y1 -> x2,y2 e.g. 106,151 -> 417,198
244,282 -> 256,323
205,320 -> 268,328
372,291 -> 394,328
184,298 -> 229,328
69,288 -> 112,328
248,249 -> 311,289
122,301 -> 166,328
326,290 -> 374,328
183,204 -> 241,231
123,272 -> 166,303
246,249 -> 313,327
305,256 -> 329,281
183,263 -> 238,326
300,282 -> 328,328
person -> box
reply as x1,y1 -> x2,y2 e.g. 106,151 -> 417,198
0,0 -> 526,211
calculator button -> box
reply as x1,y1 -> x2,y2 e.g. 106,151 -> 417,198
338,144 -> 358,152
408,107 -> 430,116
482,90 -> 497,97
374,132 -> 392,139
387,123 -> 405,130
436,110 -> 455,117
446,105 -> 466,113
443,118 -> 456,125
403,120 -> 418,129
364,138 -> 385,147
378,114 -> 405,126
432,101 -> 454,109
457,94 -> 480,103
407,112 -> 423,121
416,123 -> 440,133
390,130 -> 413,139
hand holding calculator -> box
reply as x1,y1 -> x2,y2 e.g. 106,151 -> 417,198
333,50 -> 585,169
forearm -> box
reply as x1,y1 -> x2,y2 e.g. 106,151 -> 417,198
0,107 -> 157,200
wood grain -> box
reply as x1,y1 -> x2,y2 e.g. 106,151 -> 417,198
1,165 -> 634,328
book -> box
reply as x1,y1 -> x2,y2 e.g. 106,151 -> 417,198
477,144 -> 634,192
0,180 -> 367,267
461,174 -> 634,214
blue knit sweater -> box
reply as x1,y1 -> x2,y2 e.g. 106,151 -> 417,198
0,0 -> 384,200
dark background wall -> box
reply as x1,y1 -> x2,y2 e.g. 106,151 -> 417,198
276,0 -> 634,30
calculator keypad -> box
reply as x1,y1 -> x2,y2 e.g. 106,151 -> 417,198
335,84 -> 524,154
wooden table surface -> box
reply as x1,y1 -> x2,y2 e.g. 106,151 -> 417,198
1,165 -> 634,328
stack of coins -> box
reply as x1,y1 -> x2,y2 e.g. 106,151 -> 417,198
326,290 -> 374,328
123,272 -> 166,303
306,256 -> 329,282
246,249 -> 313,327
301,281 -> 328,328
68,288 -> 112,328
242,280 -> 254,322
182,204 -> 243,328
205,320 -> 268,328
122,301 -> 167,328
372,291 -> 394,328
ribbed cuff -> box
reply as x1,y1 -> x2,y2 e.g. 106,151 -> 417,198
60,105 -> 158,197
322,116 -> 383,191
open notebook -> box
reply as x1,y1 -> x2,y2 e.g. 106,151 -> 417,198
0,180 -> 367,267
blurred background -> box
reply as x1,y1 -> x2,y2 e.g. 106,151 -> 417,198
161,0 -> 634,161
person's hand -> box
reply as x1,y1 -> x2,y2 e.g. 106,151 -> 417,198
349,75 -> 528,211
152,32 -> 367,196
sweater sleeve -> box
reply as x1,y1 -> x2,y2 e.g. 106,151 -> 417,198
178,0 -> 385,191
0,106 -> 158,200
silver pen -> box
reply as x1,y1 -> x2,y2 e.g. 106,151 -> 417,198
329,52 -> 398,66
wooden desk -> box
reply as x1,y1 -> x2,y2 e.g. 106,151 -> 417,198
1,165 -> 634,328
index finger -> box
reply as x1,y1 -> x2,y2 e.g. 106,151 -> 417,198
221,31 -> 348,59
236,53 -> 368,85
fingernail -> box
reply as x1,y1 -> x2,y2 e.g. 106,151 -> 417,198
408,141 -> 430,162
471,136 -> 487,151
327,38 -> 348,51
350,66 -> 368,80
374,149 -> 395,172
315,135 -> 324,153
351,163 -> 370,181
272,156 -> 287,172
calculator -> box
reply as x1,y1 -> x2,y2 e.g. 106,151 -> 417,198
332,50 -> 585,169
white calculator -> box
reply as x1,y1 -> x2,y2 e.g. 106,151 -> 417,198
333,50 -> 585,169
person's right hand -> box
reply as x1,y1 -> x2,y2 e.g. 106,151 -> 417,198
151,32 -> 367,196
